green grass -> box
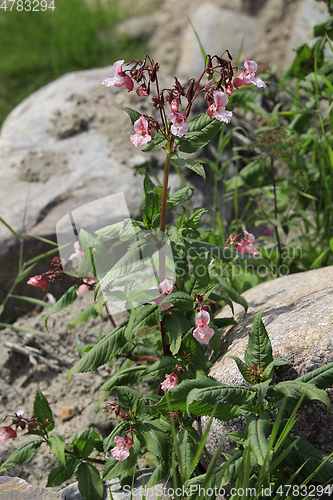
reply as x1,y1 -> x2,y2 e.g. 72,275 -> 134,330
0,0 -> 148,126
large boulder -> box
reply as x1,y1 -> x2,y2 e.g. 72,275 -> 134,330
0,476 -> 64,499
200,266 -> 333,465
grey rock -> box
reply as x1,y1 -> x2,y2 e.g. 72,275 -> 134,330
286,0 -> 330,66
200,266 -> 333,466
177,3 -> 264,80
0,476 -> 64,499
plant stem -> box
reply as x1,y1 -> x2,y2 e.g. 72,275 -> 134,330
159,139 -> 174,280
270,157 -> 283,276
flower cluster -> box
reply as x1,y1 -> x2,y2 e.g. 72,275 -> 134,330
0,411 -> 48,444
193,309 -> 214,345
27,255 -> 63,291
225,231 -> 260,256
101,56 -> 266,147
111,435 -> 134,461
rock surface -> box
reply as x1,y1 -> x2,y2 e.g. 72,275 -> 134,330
0,476 -> 65,499
200,266 -> 333,465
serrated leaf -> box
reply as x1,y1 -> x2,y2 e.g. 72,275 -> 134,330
102,451 -> 137,480
186,208 -> 210,230
164,311 -> 191,355
155,377 -> 221,412
135,421 -> 169,461
116,386 -> 146,418
0,440 -> 42,472
294,360 -> 333,389
176,113 -> 224,153
67,323 -> 127,383
187,385 -> 255,418
34,388 -> 54,432
146,461 -> 168,487
268,380 -> 332,410
131,304 -> 160,333
78,462 -> 103,500
245,309 -> 273,369
167,187 -> 194,208
121,106 -> 141,125
170,153 -> 206,180
45,285 -> 79,331
160,291 -> 194,311
227,355 -> 251,383
46,462 -> 70,487
143,131 -> 168,151
142,357 -> 177,381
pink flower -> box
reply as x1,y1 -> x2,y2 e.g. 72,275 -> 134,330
69,241 -> 85,260
130,116 -> 153,147
234,60 -> 266,89
193,310 -> 214,345
207,91 -> 233,123
161,372 -> 178,392
111,436 -> 134,461
27,275 -> 48,290
167,100 -> 189,137
234,231 -> 260,256
78,278 -> 96,294
101,60 -> 134,91
155,278 -> 173,311
0,426 -> 17,444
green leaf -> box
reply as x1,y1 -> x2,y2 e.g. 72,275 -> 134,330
170,152 -> 206,180
227,355 -> 251,383
167,187 -> 194,208
160,291 -> 194,311
67,323 -> 127,383
262,358 -> 289,383
247,412 -> 272,466
186,208 -> 210,230
135,421 -> 169,461
143,131 -> 168,151
187,384 -> 255,419
46,462 -> 70,488
121,106 -> 141,125
164,311 -> 191,355
212,275 -> 248,313
178,426 -> 200,481
102,452 -> 137,480
116,386 -> 146,418
177,113 -> 224,153
145,462 -> 168,487
214,317 -> 236,328
68,304 -> 99,330
33,388 -> 54,432
142,356 -> 177,381
78,462 -> 104,500
313,17 -> 333,39
0,440 -> 42,472
73,428 -> 99,459
268,380 -> 332,410
294,360 -> 333,389
45,285 -> 79,331
143,191 -> 160,227
95,219 -> 132,240
130,304 -> 160,332
245,309 -> 273,369
48,435 -> 66,466
155,377 -> 221,412
284,435 -> 333,483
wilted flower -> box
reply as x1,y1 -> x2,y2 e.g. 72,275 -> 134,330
167,99 -> 189,137
101,60 -> 134,91
207,91 -> 233,123
130,116 -> 153,147
111,436 -> 134,461
69,241 -> 85,260
193,310 -> 214,345
161,372 -> 178,392
78,278 -> 96,294
234,231 -> 260,256
27,275 -> 48,290
155,278 -> 173,311
0,426 -> 17,444
233,60 -> 266,89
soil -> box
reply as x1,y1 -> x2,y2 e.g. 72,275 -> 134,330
0,291 -> 152,491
